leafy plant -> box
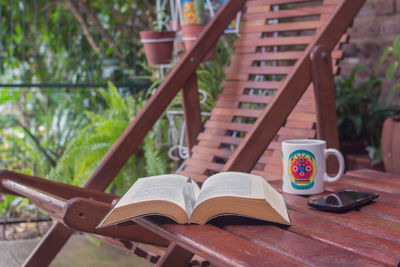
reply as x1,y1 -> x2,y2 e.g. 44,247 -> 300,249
196,39 -> 235,107
378,34 -> 400,106
153,7 -> 170,32
335,66 -> 400,163
0,88 -> 89,177
47,82 -> 171,194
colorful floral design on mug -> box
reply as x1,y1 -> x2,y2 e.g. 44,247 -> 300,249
288,150 -> 316,189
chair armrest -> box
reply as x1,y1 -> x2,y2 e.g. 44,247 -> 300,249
0,170 -> 118,203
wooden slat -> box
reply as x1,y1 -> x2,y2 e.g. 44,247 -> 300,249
135,218 -> 304,267
217,94 -> 273,104
264,164 -> 282,175
346,169 -> 400,185
230,50 -> 342,65
337,176 -> 400,195
326,180 -> 400,209
182,73 -> 202,152
224,224 -> 384,266
177,170 -> 208,182
231,51 -> 304,62
205,120 -> 316,139
242,5 -> 337,21
245,0 -> 335,7
245,0 -> 341,8
185,158 -> 224,172
190,146 -> 281,167
198,133 -> 242,145
205,120 -> 252,132
212,107 -> 261,118
240,20 -> 325,33
226,65 -> 293,75
287,210 -> 400,266
235,36 -> 315,47
222,80 -> 282,89
283,192 -> 400,243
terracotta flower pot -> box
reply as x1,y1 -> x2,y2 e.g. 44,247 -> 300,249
382,115 -> 400,174
140,31 -> 176,66
182,24 -> 216,61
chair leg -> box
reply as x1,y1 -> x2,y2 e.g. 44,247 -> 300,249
155,243 -> 194,267
22,222 -> 74,267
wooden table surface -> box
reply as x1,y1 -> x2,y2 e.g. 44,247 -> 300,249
136,169 -> 400,266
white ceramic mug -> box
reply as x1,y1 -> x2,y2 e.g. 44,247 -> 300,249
282,139 -> 344,195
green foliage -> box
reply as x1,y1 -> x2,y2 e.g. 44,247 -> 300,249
153,7 -> 170,32
378,34 -> 400,106
48,82 -> 171,194
195,37 -> 236,111
335,66 -> 400,163
0,0 -> 157,84
0,88 -> 89,177
0,194 -> 39,218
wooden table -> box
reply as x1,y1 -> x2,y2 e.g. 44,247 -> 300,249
136,169 -> 400,266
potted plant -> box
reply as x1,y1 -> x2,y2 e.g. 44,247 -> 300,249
335,66 -> 400,170
140,8 -> 176,66
378,34 -> 400,174
181,0 -> 216,61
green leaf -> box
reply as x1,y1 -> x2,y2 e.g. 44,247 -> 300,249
378,46 -> 392,72
386,61 -> 399,81
349,115 -> 363,135
392,35 -> 400,58
385,83 -> 400,106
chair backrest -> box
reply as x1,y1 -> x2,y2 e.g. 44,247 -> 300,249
179,0 -> 349,182
82,0 -> 364,192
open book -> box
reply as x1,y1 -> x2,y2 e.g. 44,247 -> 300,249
98,172 -> 291,227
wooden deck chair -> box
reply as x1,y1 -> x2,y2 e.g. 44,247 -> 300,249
0,0 -> 365,266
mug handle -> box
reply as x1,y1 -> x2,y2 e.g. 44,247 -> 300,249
324,148 -> 344,182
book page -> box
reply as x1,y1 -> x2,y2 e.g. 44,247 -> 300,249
115,174 -> 189,210
195,172 -> 265,206
262,179 -> 291,224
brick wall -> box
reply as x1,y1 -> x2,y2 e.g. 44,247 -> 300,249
339,0 -> 400,104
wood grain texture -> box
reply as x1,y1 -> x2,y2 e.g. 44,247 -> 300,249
136,172 -> 400,266
224,224 -> 384,267
346,169 -> 400,185
311,45 -> 340,149
223,0 -> 366,173
311,45 -> 340,172
0,170 -> 118,203
182,72 -> 202,153
135,218 -> 303,267
62,198 -> 170,247
155,243 -> 194,267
